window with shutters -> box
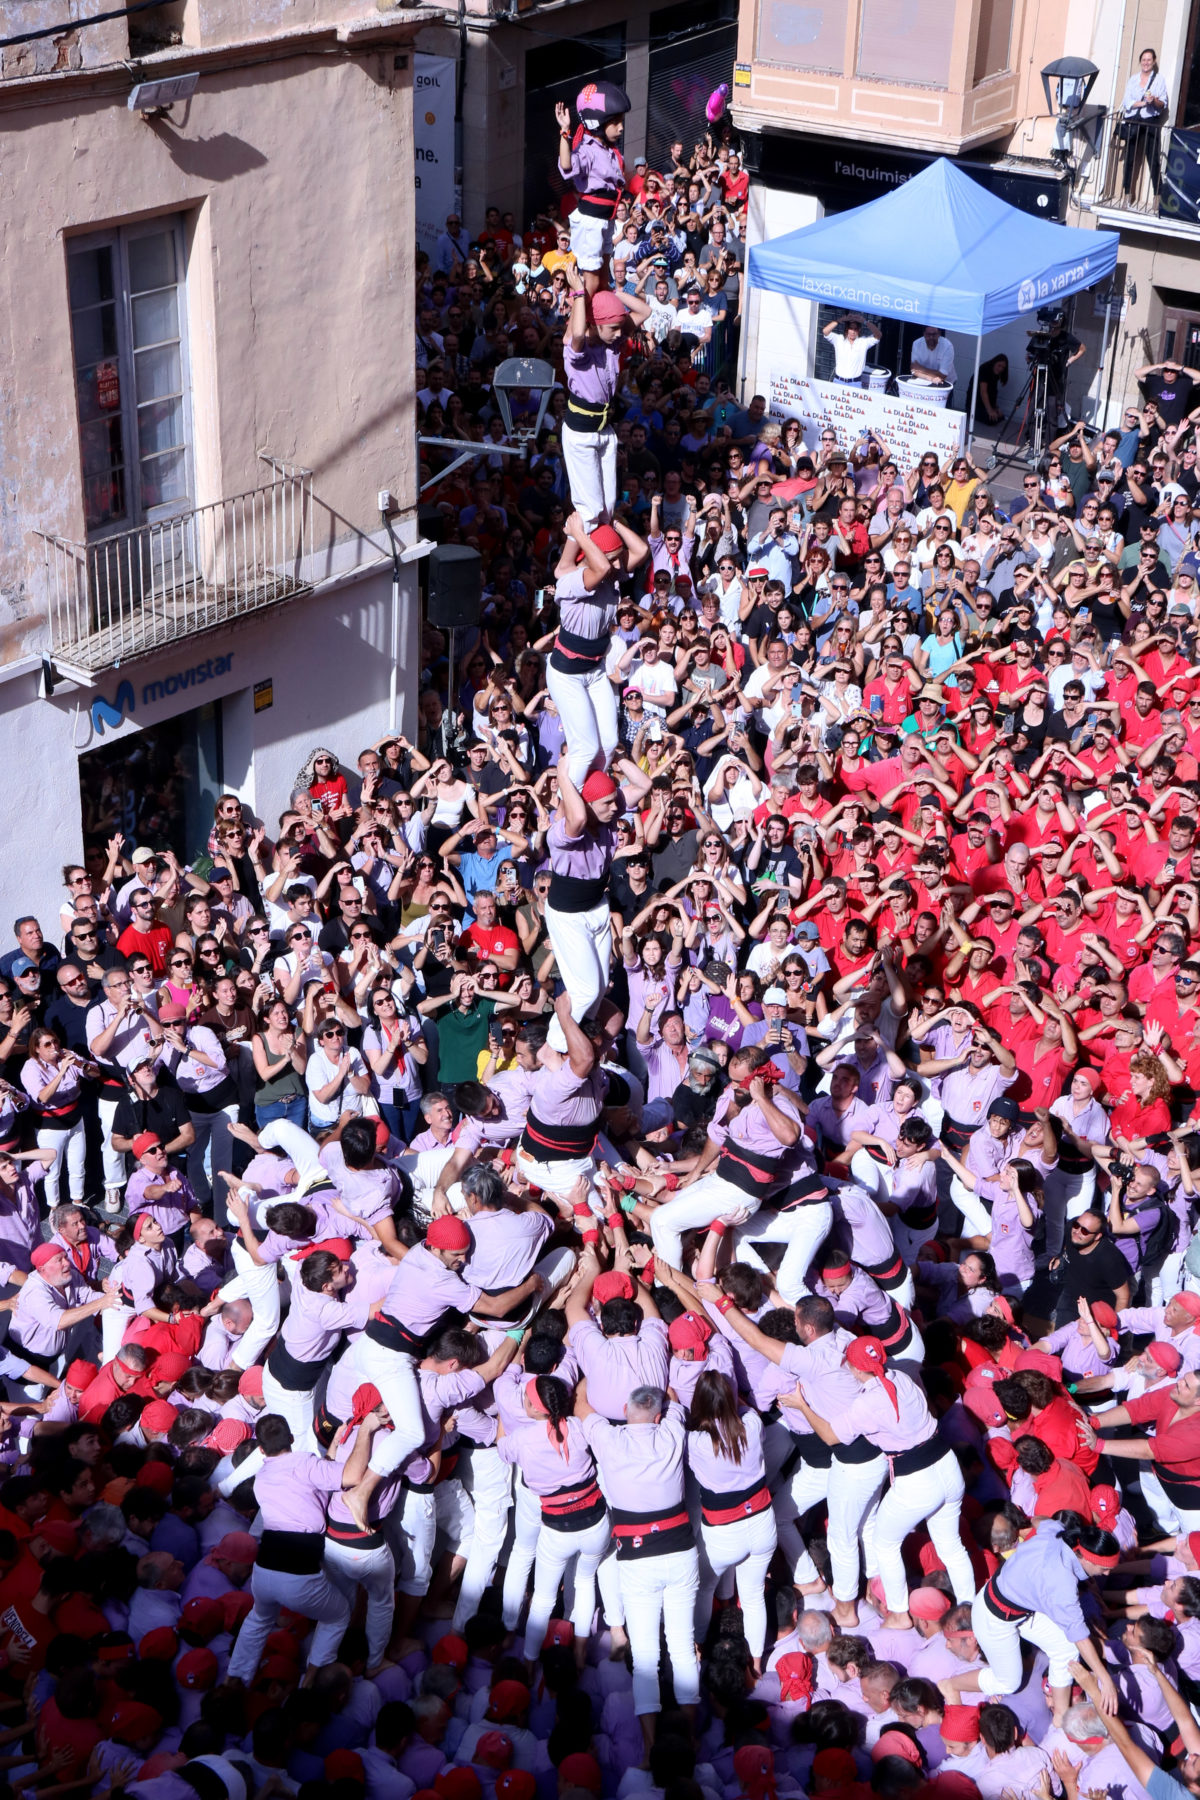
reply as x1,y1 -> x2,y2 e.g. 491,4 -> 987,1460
67,217 -> 193,537
856,0 -> 952,88
755,0 -> 848,73
973,0 -> 1014,83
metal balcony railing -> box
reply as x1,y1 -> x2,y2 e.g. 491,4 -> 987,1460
1088,110 -> 1200,228
38,457 -> 314,676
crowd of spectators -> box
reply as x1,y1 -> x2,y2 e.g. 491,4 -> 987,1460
5,115 -> 1200,1800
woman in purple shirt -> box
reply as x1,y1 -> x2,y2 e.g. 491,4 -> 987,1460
497,1373 -> 610,1662
687,1371 -> 776,1668
937,1150 -> 1043,1291
20,1028 -> 88,1211
104,1213 -> 179,1362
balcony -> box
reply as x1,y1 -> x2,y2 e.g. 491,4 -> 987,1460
1084,111 -> 1200,239
39,459 -> 315,679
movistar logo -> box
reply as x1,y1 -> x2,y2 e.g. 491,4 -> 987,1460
90,681 -> 135,736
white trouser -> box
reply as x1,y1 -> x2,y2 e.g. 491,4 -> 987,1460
619,1548 -> 701,1715
770,1441 -> 829,1586
734,1202 -> 833,1304
649,1172 -> 764,1270
1140,1465 -> 1200,1536
874,1450 -> 972,1615
356,1338 -> 427,1477
514,1148 -> 600,1218
227,1562 -> 351,1682
324,1536 -> 396,1668
546,658 -> 619,791
890,1209 -> 941,1269
827,1453 -> 887,1602
562,422 -> 617,531
452,1445 -> 514,1632
971,1591 -> 1079,1693
949,1175 -> 993,1239
502,1475 -> 543,1630
523,1513 -> 612,1659
221,1241 -> 281,1370
543,898 -> 614,1046
696,1506 -> 777,1656
395,1479 -> 469,1596
1154,1253 -> 1187,1309
261,1365 -> 320,1456
37,1120 -> 86,1209
102,1300 -> 133,1364
187,1103 -> 237,1206
97,1096 -> 126,1192
567,209 -> 613,274
1043,1167 -> 1095,1260
259,1118 -> 323,1177
597,1540 -> 624,1628
396,1147 -> 458,1224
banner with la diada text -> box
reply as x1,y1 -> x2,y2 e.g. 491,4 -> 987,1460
767,369 -> 966,466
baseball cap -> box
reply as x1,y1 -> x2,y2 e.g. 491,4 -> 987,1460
9,956 -> 36,977
762,985 -> 787,1005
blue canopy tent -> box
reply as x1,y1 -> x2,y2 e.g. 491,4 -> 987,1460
746,157 -> 1119,427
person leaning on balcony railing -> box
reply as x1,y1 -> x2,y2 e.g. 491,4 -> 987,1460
1119,47 -> 1170,199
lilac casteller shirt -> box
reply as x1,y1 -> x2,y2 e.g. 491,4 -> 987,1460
563,341 -> 620,408
253,1449 -> 344,1533
547,812 -> 619,884
497,1413 -> 597,1496
551,565 -> 619,670
568,135 -> 624,199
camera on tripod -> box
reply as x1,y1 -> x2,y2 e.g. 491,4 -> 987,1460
1026,305 -> 1066,365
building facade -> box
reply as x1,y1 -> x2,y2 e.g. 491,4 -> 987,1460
731,0 -> 1200,431
406,0 -> 737,237
0,0 -> 427,931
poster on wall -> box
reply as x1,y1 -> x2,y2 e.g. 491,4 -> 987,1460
768,371 -> 965,466
414,54 -> 458,255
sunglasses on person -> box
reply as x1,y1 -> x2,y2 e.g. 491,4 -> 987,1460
1071,1222 -> 1101,1239
290,930 -> 313,942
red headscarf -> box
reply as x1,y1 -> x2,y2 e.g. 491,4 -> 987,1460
525,1378 -> 570,1460
733,1746 -> 776,1800
845,1335 -> 898,1417
290,1237 -> 353,1262
775,1650 -> 814,1704
334,1383 -> 389,1451
668,1312 -> 713,1357
736,1059 -> 785,1091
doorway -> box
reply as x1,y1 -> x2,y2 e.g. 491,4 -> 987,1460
79,699 -> 224,864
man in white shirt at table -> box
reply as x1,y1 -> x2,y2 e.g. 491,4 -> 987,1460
909,325 -> 956,391
823,313 -> 879,386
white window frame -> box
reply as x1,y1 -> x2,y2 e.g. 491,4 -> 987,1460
67,214 -> 195,539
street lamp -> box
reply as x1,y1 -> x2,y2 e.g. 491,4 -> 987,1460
491,357 -> 557,443
1042,57 -> 1100,170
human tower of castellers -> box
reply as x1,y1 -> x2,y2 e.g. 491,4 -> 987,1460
5,77 -> 1200,1800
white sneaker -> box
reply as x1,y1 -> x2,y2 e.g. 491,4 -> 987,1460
103,1189 -> 123,1214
